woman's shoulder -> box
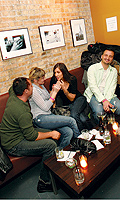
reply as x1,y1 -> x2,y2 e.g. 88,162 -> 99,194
32,83 -> 43,94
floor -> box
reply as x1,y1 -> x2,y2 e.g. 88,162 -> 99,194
0,161 -> 120,199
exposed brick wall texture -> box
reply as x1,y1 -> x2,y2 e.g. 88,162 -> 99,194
0,0 -> 95,94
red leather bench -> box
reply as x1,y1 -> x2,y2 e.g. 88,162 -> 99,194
0,67 -> 85,187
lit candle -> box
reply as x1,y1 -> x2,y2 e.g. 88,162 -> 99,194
79,155 -> 88,168
113,122 -> 118,131
112,122 -> 118,135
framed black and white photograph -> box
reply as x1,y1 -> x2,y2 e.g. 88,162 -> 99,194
0,28 -> 32,60
70,18 -> 87,47
38,24 -> 65,51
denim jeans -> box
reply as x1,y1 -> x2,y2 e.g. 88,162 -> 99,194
33,113 -> 80,148
70,96 -> 92,130
89,95 -> 120,124
7,136 -> 57,183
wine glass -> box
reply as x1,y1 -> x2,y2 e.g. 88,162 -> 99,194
109,101 -> 117,123
110,101 -> 117,113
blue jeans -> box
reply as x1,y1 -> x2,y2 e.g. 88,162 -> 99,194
33,114 -> 80,148
70,96 -> 93,130
6,133 -> 57,183
89,95 -> 120,124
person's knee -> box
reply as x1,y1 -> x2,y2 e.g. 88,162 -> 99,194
46,139 -> 57,150
69,116 -> 77,125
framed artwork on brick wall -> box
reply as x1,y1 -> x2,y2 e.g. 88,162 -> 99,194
38,24 -> 65,51
70,18 -> 87,47
0,28 -> 32,60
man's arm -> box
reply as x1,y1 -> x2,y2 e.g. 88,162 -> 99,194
87,64 -> 105,102
36,130 -> 61,141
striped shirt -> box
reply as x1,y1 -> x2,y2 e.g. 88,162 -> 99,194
29,83 -> 53,119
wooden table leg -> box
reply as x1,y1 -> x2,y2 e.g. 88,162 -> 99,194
49,171 -> 58,195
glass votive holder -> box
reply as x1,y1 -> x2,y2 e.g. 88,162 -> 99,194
79,155 -> 88,168
81,129 -> 89,140
65,158 -> 77,169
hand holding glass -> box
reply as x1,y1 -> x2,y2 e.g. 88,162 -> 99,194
110,101 -> 117,113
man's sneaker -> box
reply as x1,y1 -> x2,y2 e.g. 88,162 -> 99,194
37,180 -> 53,193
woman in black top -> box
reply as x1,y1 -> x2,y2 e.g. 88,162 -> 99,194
50,63 -> 94,131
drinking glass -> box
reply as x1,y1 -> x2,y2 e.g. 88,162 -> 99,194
73,167 -> 84,185
55,147 -> 64,159
81,129 -> 89,140
109,101 -> 117,124
103,130 -> 111,144
110,101 -> 117,114
97,111 -> 107,135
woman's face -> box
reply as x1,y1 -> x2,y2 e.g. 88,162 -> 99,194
34,76 -> 45,86
54,67 -> 63,81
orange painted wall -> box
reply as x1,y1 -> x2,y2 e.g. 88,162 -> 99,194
89,0 -> 120,45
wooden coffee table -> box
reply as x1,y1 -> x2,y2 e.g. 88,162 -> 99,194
44,124 -> 120,198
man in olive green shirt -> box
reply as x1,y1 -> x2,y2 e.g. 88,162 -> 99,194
0,77 -> 60,193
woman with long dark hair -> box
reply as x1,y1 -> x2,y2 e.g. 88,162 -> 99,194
50,63 -> 94,131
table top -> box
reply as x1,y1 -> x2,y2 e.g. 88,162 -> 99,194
44,124 -> 120,198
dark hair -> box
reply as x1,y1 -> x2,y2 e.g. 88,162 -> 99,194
102,48 -> 115,56
53,63 -> 73,83
13,77 -> 30,96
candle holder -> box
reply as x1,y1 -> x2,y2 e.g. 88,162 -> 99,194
79,155 -> 88,169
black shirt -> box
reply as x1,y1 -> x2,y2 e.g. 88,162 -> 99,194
50,75 -> 82,106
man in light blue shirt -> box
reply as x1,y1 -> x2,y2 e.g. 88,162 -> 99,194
84,48 -> 120,124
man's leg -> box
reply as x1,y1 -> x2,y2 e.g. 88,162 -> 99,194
7,138 -> 57,192
89,95 -> 104,124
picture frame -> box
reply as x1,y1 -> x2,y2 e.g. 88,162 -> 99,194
70,18 -> 87,47
0,28 -> 32,60
38,24 -> 65,51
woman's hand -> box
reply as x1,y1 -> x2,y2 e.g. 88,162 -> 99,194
50,82 -> 61,102
52,82 -> 61,93
59,80 -> 65,90
60,80 -> 76,101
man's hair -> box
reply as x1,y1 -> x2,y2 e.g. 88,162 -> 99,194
13,77 -> 30,96
102,48 -> 115,56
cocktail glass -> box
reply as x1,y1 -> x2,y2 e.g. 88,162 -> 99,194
109,101 -> 117,124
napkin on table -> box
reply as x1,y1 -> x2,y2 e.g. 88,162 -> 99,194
57,151 -> 76,162
91,140 -> 104,151
89,129 -> 103,140
78,133 -> 93,141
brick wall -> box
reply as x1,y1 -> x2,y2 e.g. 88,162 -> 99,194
0,0 -> 95,94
